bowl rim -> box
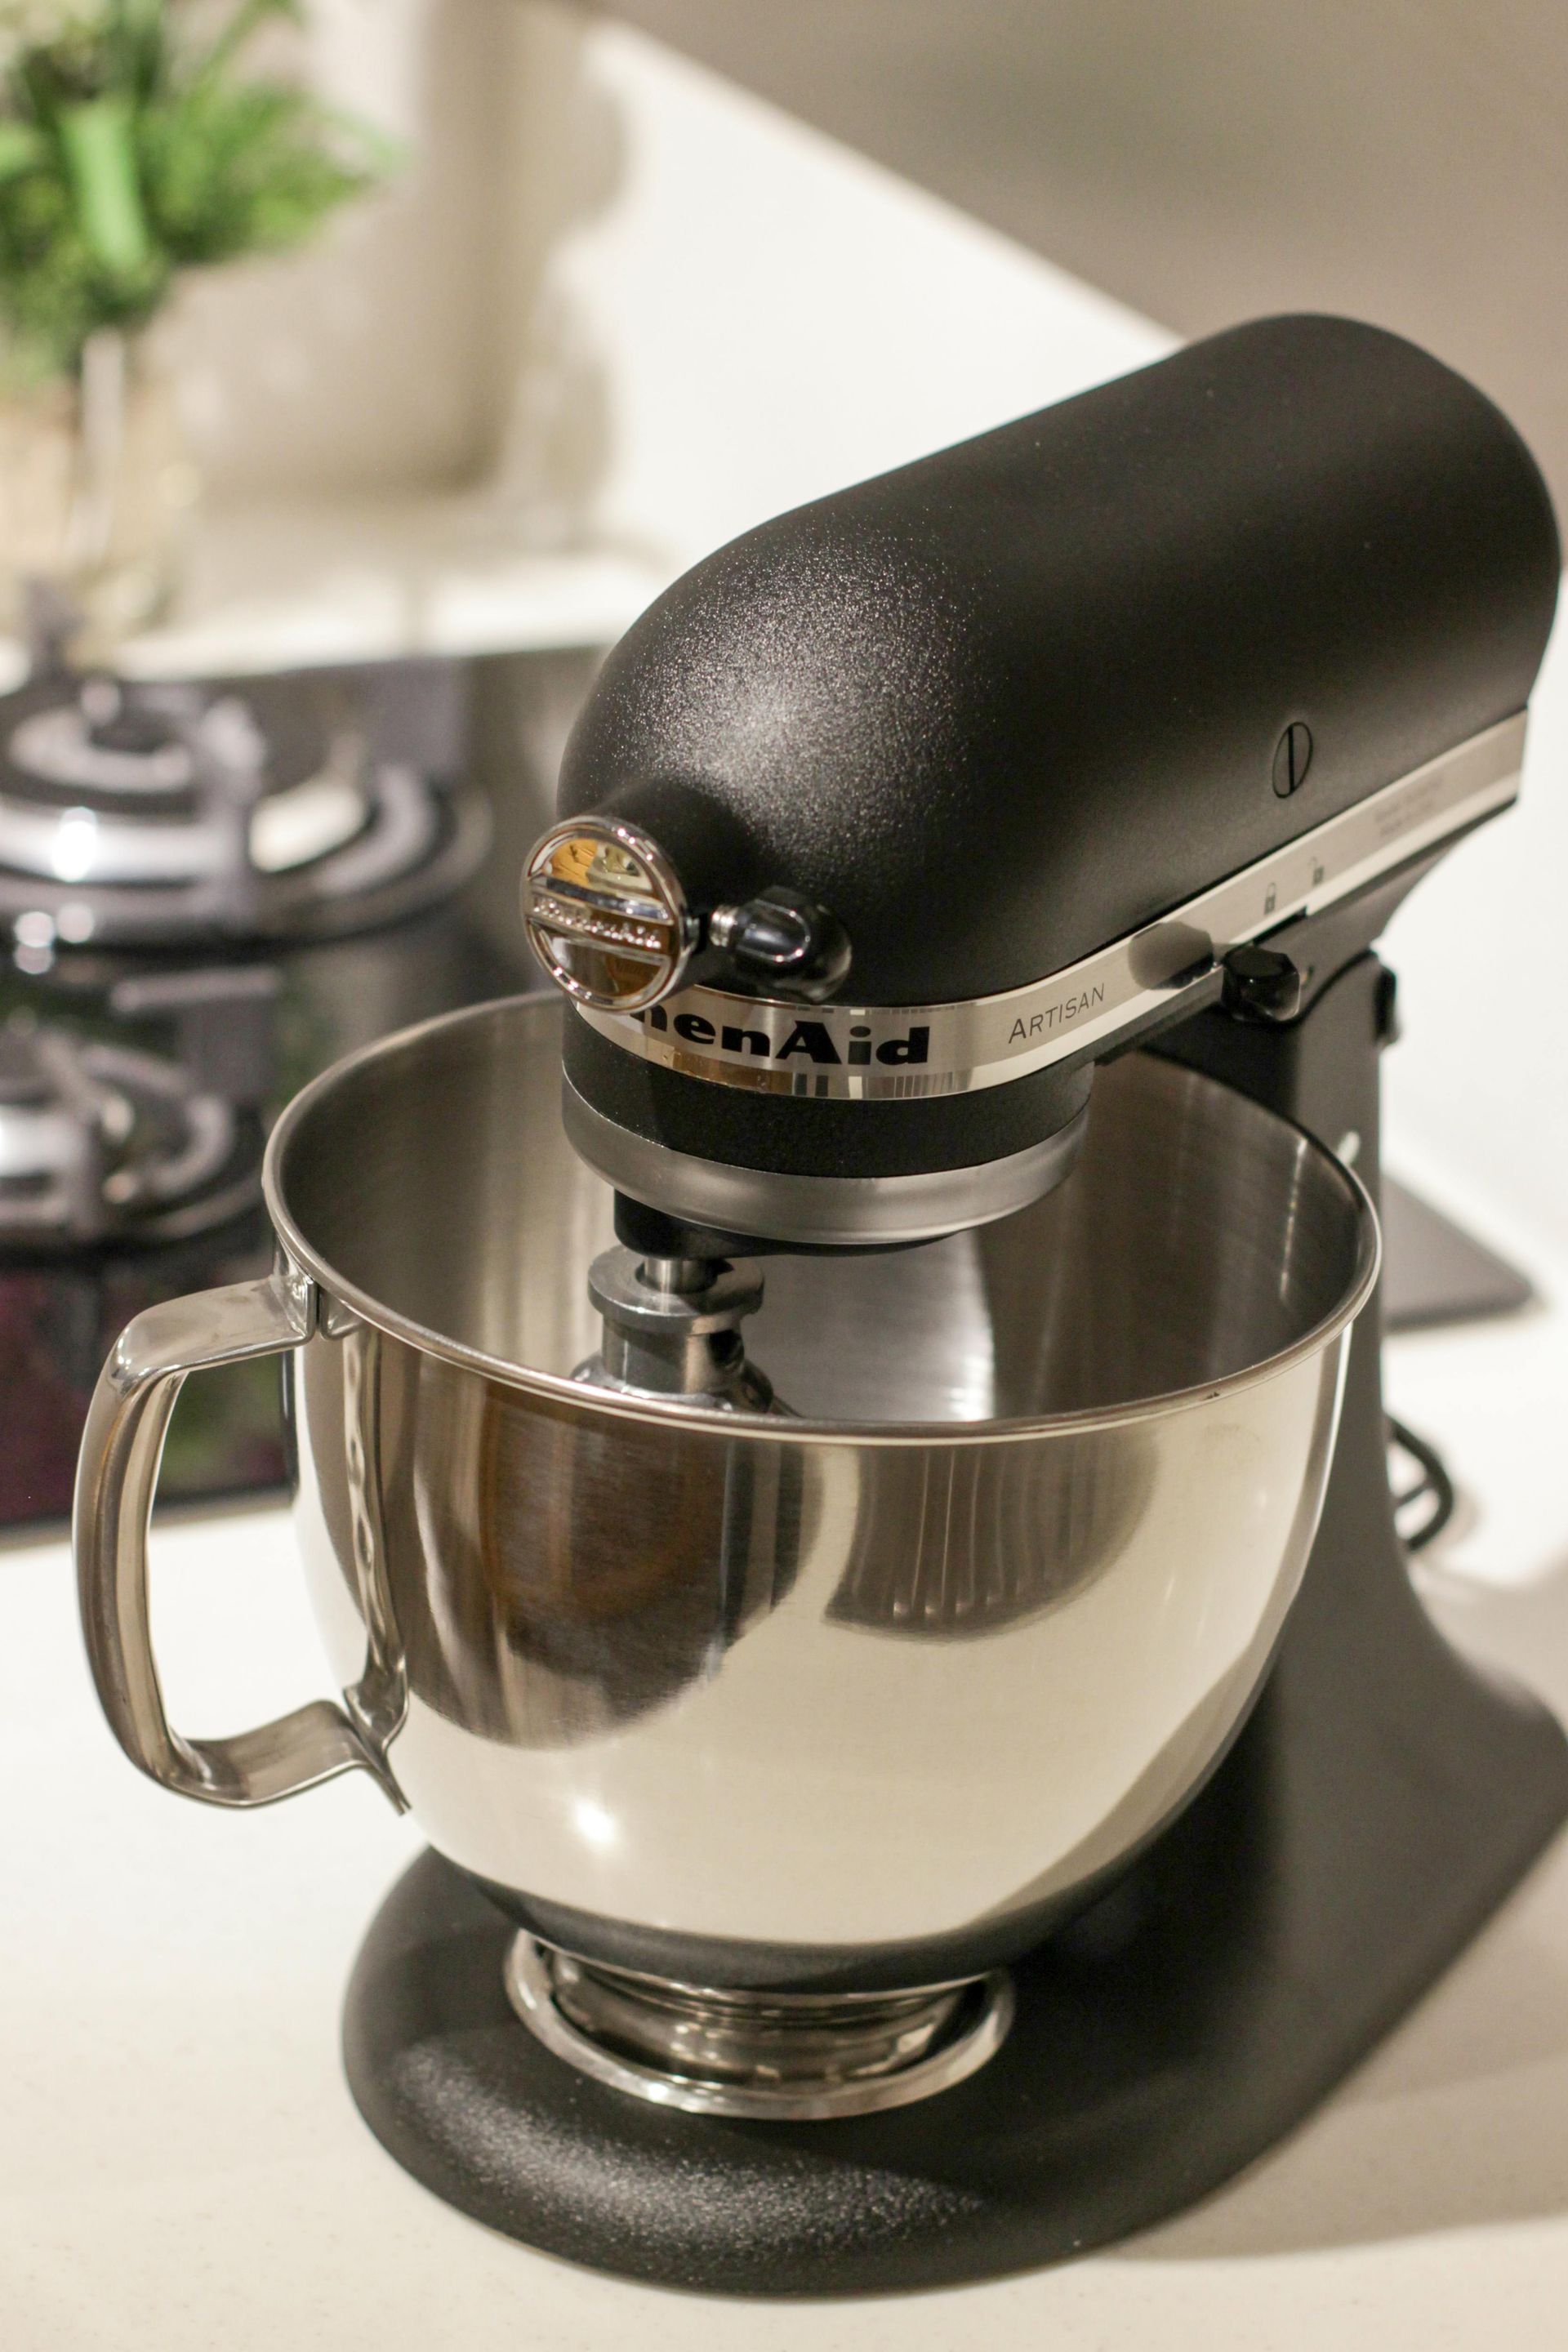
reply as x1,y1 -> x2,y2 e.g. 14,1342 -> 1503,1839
262,993 -> 1382,1449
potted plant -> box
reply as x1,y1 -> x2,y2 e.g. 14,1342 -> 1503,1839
0,0 -> 397,648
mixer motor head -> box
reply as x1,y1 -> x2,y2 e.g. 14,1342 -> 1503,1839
525,314 -> 1557,1263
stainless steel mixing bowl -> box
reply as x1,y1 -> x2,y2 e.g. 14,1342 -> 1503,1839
77,996 -> 1378,2019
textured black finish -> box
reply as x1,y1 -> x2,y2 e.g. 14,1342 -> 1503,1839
559,316 -> 1558,1009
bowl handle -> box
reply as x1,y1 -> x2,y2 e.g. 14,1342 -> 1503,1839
74,1269 -> 404,1811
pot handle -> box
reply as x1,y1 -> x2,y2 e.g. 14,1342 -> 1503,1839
74,1269 -> 403,1811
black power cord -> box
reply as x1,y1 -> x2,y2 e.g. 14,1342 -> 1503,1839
1387,1415 -> 1459,1554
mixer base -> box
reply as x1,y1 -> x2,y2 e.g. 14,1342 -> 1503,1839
342,1571 -> 1568,2295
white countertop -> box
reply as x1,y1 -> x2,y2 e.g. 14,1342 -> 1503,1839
0,496 -> 672,688
1,1155 -> 1566,2352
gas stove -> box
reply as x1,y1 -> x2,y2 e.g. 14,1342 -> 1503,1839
0,975 -> 274,1250
0,652 -> 542,1534
0,667 -> 488,950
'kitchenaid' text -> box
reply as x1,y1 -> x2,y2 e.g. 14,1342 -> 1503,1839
632,1004 -> 931,1066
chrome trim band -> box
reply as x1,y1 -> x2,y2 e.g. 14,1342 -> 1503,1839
573,715 -> 1525,1102
563,1079 -> 1090,1244
504,1935 -> 1015,2121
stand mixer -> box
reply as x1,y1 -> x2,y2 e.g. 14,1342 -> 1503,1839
75,314 -> 1568,2294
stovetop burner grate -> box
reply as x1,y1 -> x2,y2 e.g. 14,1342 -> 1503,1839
0,1013 -> 261,1250
0,671 -> 489,951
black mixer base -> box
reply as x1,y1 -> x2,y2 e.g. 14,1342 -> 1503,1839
342,1552 -> 1568,2296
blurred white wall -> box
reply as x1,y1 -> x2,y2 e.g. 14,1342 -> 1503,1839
165,0 -> 518,497
165,2 -> 1166,544
599,0 -> 1568,526
497,9 -> 1166,567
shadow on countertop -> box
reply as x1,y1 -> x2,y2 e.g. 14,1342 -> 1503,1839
1132,1551 -> 1568,2259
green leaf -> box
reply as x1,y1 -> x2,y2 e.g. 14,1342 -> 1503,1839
0,1 -> 402,375
139,77 -> 394,266
0,158 -> 164,378
0,121 -> 49,181
57,93 -> 155,279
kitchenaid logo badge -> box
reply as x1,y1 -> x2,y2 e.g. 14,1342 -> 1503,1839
630,1002 -> 930,1067
1006,982 -> 1107,1045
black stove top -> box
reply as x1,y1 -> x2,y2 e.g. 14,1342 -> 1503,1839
0,653 -> 539,1536
0,1009 -> 261,1248
0,666 -> 490,949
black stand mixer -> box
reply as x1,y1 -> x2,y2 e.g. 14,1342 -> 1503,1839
76,315 -> 1568,2295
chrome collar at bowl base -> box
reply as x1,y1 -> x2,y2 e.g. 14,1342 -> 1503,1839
503,1936 -> 1016,2120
